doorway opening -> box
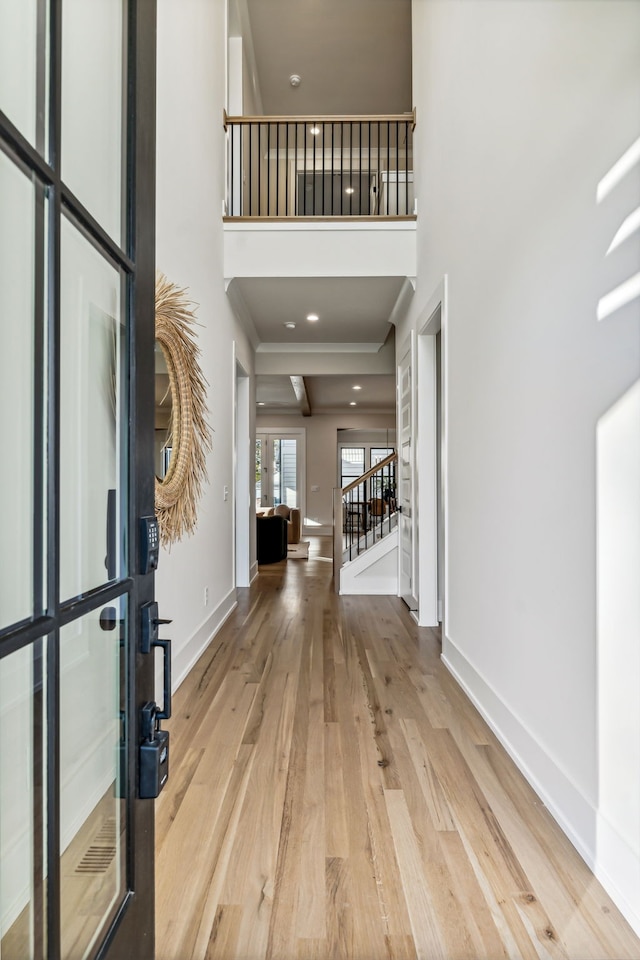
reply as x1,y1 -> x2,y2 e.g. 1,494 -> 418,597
235,358 -> 251,588
416,276 -> 447,629
255,430 -> 305,518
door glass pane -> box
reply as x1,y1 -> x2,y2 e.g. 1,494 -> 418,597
60,597 -> 127,960
0,151 -> 35,629
0,0 -> 41,148
273,438 -> 297,507
0,640 -> 47,959
60,216 -> 125,603
61,0 -> 124,242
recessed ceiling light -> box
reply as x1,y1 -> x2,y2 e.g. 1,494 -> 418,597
352,384 -> 362,391
306,313 -> 319,322
309,126 -> 320,135
350,401 -> 357,406
345,186 -> 355,195
290,74 -> 301,87
284,321 -> 296,329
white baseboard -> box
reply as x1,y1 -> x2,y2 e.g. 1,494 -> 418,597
2,830 -> 32,932
250,561 -> 259,583
303,524 -> 332,537
442,637 -> 640,939
172,587 -> 238,694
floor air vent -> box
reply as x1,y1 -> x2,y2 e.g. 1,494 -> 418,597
75,818 -> 118,874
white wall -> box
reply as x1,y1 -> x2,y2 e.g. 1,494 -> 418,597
156,0 -> 255,691
224,220 -> 416,282
404,0 -> 640,933
257,412 -> 396,534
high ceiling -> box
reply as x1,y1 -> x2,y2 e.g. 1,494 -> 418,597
231,0 -> 412,415
245,0 -> 412,116
233,276 -> 405,346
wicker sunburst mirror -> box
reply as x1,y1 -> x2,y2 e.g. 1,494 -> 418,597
154,273 -> 212,546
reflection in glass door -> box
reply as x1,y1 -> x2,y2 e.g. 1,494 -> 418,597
0,1 -> 157,958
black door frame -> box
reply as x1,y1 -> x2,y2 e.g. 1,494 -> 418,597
0,1 -> 157,957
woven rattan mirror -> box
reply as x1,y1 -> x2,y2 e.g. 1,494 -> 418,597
154,273 -> 212,545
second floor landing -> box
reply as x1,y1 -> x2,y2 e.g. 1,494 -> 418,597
223,112 -> 417,290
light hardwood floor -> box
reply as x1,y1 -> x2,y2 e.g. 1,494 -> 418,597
155,537 -> 640,960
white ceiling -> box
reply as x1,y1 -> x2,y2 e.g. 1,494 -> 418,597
256,373 -> 396,414
233,276 -> 405,345
245,0 -> 412,116
307,374 -> 395,410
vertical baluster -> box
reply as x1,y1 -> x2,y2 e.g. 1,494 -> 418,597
267,122 -> 271,216
358,122 -> 362,215
230,121 -> 234,215
366,478 -> 370,550
387,122 -> 390,215
405,121 -> 409,216
347,490 -> 354,560
377,122 -> 381,215
386,462 -> 390,536
276,122 -> 280,216
257,123 -> 261,215
340,123 -> 343,215
249,122 -> 253,215
396,121 -> 399,216
285,122 -> 289,216
303,122 -> 307,215
368,121 -> 371,215
349,122 -> 353,214
313,120 -> 316,214
331,122 -> 335,215
322,123 -> 325,215
349,490 -> 357,560
295,122 -> 299,214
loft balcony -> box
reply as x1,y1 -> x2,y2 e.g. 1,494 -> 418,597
223,111 -> 417,285
223,111 -> 416,220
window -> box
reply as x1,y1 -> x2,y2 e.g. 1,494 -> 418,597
340,447 -> 365,488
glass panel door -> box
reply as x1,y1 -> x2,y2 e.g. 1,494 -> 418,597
256,434 -> 300,510
0,2 -> 157,958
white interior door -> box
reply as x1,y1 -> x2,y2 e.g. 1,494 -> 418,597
398,341 -> 418,609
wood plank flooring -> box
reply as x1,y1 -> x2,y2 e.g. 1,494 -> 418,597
155,537 -> 640,960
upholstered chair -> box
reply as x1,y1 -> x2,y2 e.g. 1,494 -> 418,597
256,515 -> 287,563
273,504 -> 301,544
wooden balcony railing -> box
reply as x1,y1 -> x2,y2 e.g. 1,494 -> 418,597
224,112 -> 415,220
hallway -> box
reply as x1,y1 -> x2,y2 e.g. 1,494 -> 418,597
155,538 -> 640,960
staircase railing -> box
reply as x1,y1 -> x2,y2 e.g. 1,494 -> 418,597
333,452 -> 398,592
223,112 -> 415,219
